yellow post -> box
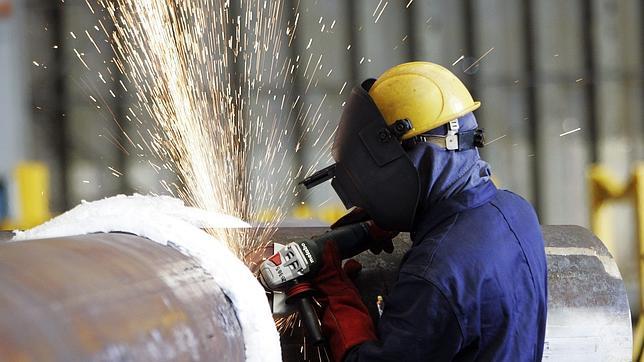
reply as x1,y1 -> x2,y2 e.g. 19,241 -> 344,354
588,165 -> 629,254
0,162 -> 51,230
292,204 -> 313,220
634,165 -> 644,361
15,162 -> 51,228
588,163 -> 644,360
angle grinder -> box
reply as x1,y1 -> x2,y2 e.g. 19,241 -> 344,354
259,221 -> 376,346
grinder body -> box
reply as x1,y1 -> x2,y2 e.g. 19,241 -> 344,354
259,221 -> 374,345
259,221 -> 372,292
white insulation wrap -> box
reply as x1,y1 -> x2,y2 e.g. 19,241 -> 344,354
12,194 -> 281,362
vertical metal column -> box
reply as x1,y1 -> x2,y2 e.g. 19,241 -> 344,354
49,1 -> 69,210
285,0 -> 306,204
581,0 -> 599,164
462,0 -> 486,139
462,0 -> 488,159
110,8 -> 129,195
639,0 -> 644,160
114,97 -> 129,194
0,0 -> 28,179
403,0 -> 418,62
346,0 -> 361,84
522,0 -> 542,216
225,0 -> 250,217
462,0 -> 478,88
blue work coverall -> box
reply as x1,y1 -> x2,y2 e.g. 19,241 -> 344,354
345,180 -> 548,361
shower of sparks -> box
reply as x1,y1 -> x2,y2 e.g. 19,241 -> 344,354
85,0 -> 336,263
374,1 -> 388,23
107,166 -> 123,177
463,47 -> 495,73
73,48 -> 90,70
339,81 -> 347,94
372,0 -> 384,17
560,127 -> 581,137
452,55 -> 465,66
70,2 -> 351,359
484,134 -> 507,146
275,312 -> 298,333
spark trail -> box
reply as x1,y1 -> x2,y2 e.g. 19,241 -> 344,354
81,2 -> 347,359
95,0 -> 324,261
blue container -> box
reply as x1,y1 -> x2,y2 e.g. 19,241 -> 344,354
0,179 -> 7,220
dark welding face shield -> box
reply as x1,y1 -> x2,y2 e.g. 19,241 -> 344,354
301,79 -> 421,231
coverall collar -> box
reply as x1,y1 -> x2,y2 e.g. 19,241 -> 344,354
410,180 -> 498,244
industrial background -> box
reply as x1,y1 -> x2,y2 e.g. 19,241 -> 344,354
1,0 -> 643,349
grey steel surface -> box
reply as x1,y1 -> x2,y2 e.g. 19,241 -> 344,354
540,225 -> 631,360
273,225 -> 632,361
0,233 -> 245,361
0,226 -> 630,361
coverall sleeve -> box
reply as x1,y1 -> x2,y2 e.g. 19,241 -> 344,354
343,272 -> 464,362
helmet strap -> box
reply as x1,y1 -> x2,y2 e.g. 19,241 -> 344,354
403,127 -> 485,151
445,120 -> 460,150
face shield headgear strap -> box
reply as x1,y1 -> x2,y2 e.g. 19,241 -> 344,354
402,119 -> 485,151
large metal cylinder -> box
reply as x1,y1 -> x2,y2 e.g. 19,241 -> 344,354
0,232 -> 245,361
0,225 -> 632,361
272,225 -> 632,361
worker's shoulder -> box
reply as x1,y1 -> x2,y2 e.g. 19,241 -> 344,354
400,213 -> 498,280
489,189 -> 540,223
401,189 -> 540,282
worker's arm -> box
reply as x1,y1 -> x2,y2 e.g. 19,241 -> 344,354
314,239 -> 463,361
314,241 -> 379,362
343,272 -> 464,362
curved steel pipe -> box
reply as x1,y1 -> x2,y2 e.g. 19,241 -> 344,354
0,233 -> 245,361
0,225 -> 631,360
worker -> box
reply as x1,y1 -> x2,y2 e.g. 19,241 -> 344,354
306,62 -> 548,361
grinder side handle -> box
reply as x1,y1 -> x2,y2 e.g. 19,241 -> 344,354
313,221 -> 372,260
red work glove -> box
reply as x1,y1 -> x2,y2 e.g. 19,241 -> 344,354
342,259 -> 362,280
314,241 -> 377,362
332,208 -> 399,255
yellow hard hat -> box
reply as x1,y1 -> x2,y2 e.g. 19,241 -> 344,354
368,61 -> 481,140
